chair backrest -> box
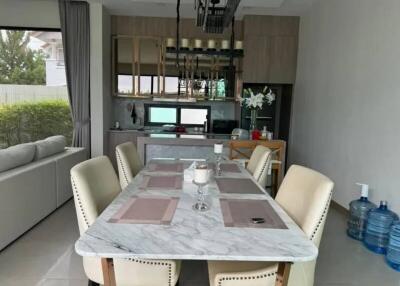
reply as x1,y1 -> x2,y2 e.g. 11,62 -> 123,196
116,142 -> 143,189
70,156 -> 121,234
246,145 -> 272,187
275,165 -> 334,247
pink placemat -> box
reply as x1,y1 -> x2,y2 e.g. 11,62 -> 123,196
140,175 -> 182,190
220,199 -> 287,229
148,162 -> 184,173
108,196 -> 179,225
216,178 -> 264,194
208,163 -> 241,173
220,163 -> 241,173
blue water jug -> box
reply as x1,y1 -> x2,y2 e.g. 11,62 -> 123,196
347,183 -> 376,240
364,201 -> 399,254
386,222 -> 400,271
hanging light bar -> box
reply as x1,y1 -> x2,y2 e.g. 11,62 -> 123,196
195,0 -> 241,34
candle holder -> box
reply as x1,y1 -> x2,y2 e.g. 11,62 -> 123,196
214,143 -> 224,176
215,153 -> 222,176
192,180 -> 209,212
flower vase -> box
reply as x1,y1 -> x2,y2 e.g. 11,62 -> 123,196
250,109 -> 258,131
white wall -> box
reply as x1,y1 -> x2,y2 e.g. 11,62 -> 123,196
290,0 -> 400,212
0,0 -> 60,28
90,3 -> 112,157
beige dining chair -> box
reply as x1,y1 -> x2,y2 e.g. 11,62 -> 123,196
208,165 -> 334,286
71,156 -> 181,286
246,145 -> 272,188
116,142 -> 143,189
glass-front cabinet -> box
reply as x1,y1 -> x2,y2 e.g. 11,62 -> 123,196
112,36 -> 243,101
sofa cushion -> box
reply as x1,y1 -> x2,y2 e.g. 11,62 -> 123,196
0,143 -> 36,172
34,135 -> 67,160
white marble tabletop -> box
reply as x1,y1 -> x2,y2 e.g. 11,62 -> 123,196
75,159 -> 318,262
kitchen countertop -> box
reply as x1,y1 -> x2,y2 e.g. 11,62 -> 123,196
108,128 -> 233,140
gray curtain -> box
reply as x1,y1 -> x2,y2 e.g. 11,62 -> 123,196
59,0 -> 90,153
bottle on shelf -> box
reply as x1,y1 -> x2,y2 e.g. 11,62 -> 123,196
261,126 -> 268,139
386,222 -> 400,271
347,183 -> 376,240
363,201 -> 399,254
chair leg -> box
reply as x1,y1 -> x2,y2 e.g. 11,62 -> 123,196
88,280 -> 100,286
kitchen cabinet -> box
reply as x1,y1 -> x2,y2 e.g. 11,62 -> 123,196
243,36 -> 271,83
242,16 -> 299,84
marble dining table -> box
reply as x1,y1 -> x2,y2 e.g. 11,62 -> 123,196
75,159 -> 318,286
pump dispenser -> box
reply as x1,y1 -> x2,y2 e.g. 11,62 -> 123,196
347,183 -> 377,240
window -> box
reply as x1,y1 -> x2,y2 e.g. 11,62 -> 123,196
180,108 -> 208,125
164,77 -> 179,94
147,106 -> 178,124
0,28 -> 72,149
145,104 -> 210,127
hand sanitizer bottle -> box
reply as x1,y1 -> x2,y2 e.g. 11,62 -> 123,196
347,183 -> 376,240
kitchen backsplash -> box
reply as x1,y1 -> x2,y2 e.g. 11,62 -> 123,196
112,98 -> 238,129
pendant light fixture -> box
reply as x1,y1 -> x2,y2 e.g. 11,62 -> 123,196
195,0 -> 241,34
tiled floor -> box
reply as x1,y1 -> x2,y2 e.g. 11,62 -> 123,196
0,200 -> 399,286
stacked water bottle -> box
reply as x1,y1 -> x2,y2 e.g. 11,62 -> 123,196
347,183 -> 399,271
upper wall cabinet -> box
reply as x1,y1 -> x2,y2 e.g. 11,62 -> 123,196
242,16 -> 299,84
113,36 -> 162,97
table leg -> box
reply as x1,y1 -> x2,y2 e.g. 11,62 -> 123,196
101,258 -> 116,286
275,262 -> 291,286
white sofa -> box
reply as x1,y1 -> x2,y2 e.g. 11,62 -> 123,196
0,137 -> 86,251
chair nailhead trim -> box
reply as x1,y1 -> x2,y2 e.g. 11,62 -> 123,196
310,191 -> 333,240
126,258 -> 174,286
71,176 -> 90,228
217,271 -> 277,286
116,149 -> 130,187
257,152 -> 273,183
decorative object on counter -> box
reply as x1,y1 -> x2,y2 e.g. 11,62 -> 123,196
251,128 -> 261,140
240,86 -> 275,135
364,201 -> 399,254
261,126 -> 268,138
347,183 -> 376,241
386,222 -> 400,271
203,120 -> 208,133
193,163 -> 210,212
175,125 -> 186,133
162,124 -> 176,132
111,121 -> 122,131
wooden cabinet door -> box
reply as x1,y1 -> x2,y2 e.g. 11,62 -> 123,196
243,36 -> 271,83
269,36 -> 298,84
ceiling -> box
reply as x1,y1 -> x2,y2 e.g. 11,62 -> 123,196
98,0 -> 314,18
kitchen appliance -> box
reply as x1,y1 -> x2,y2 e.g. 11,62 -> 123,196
212,120 -> 238,134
